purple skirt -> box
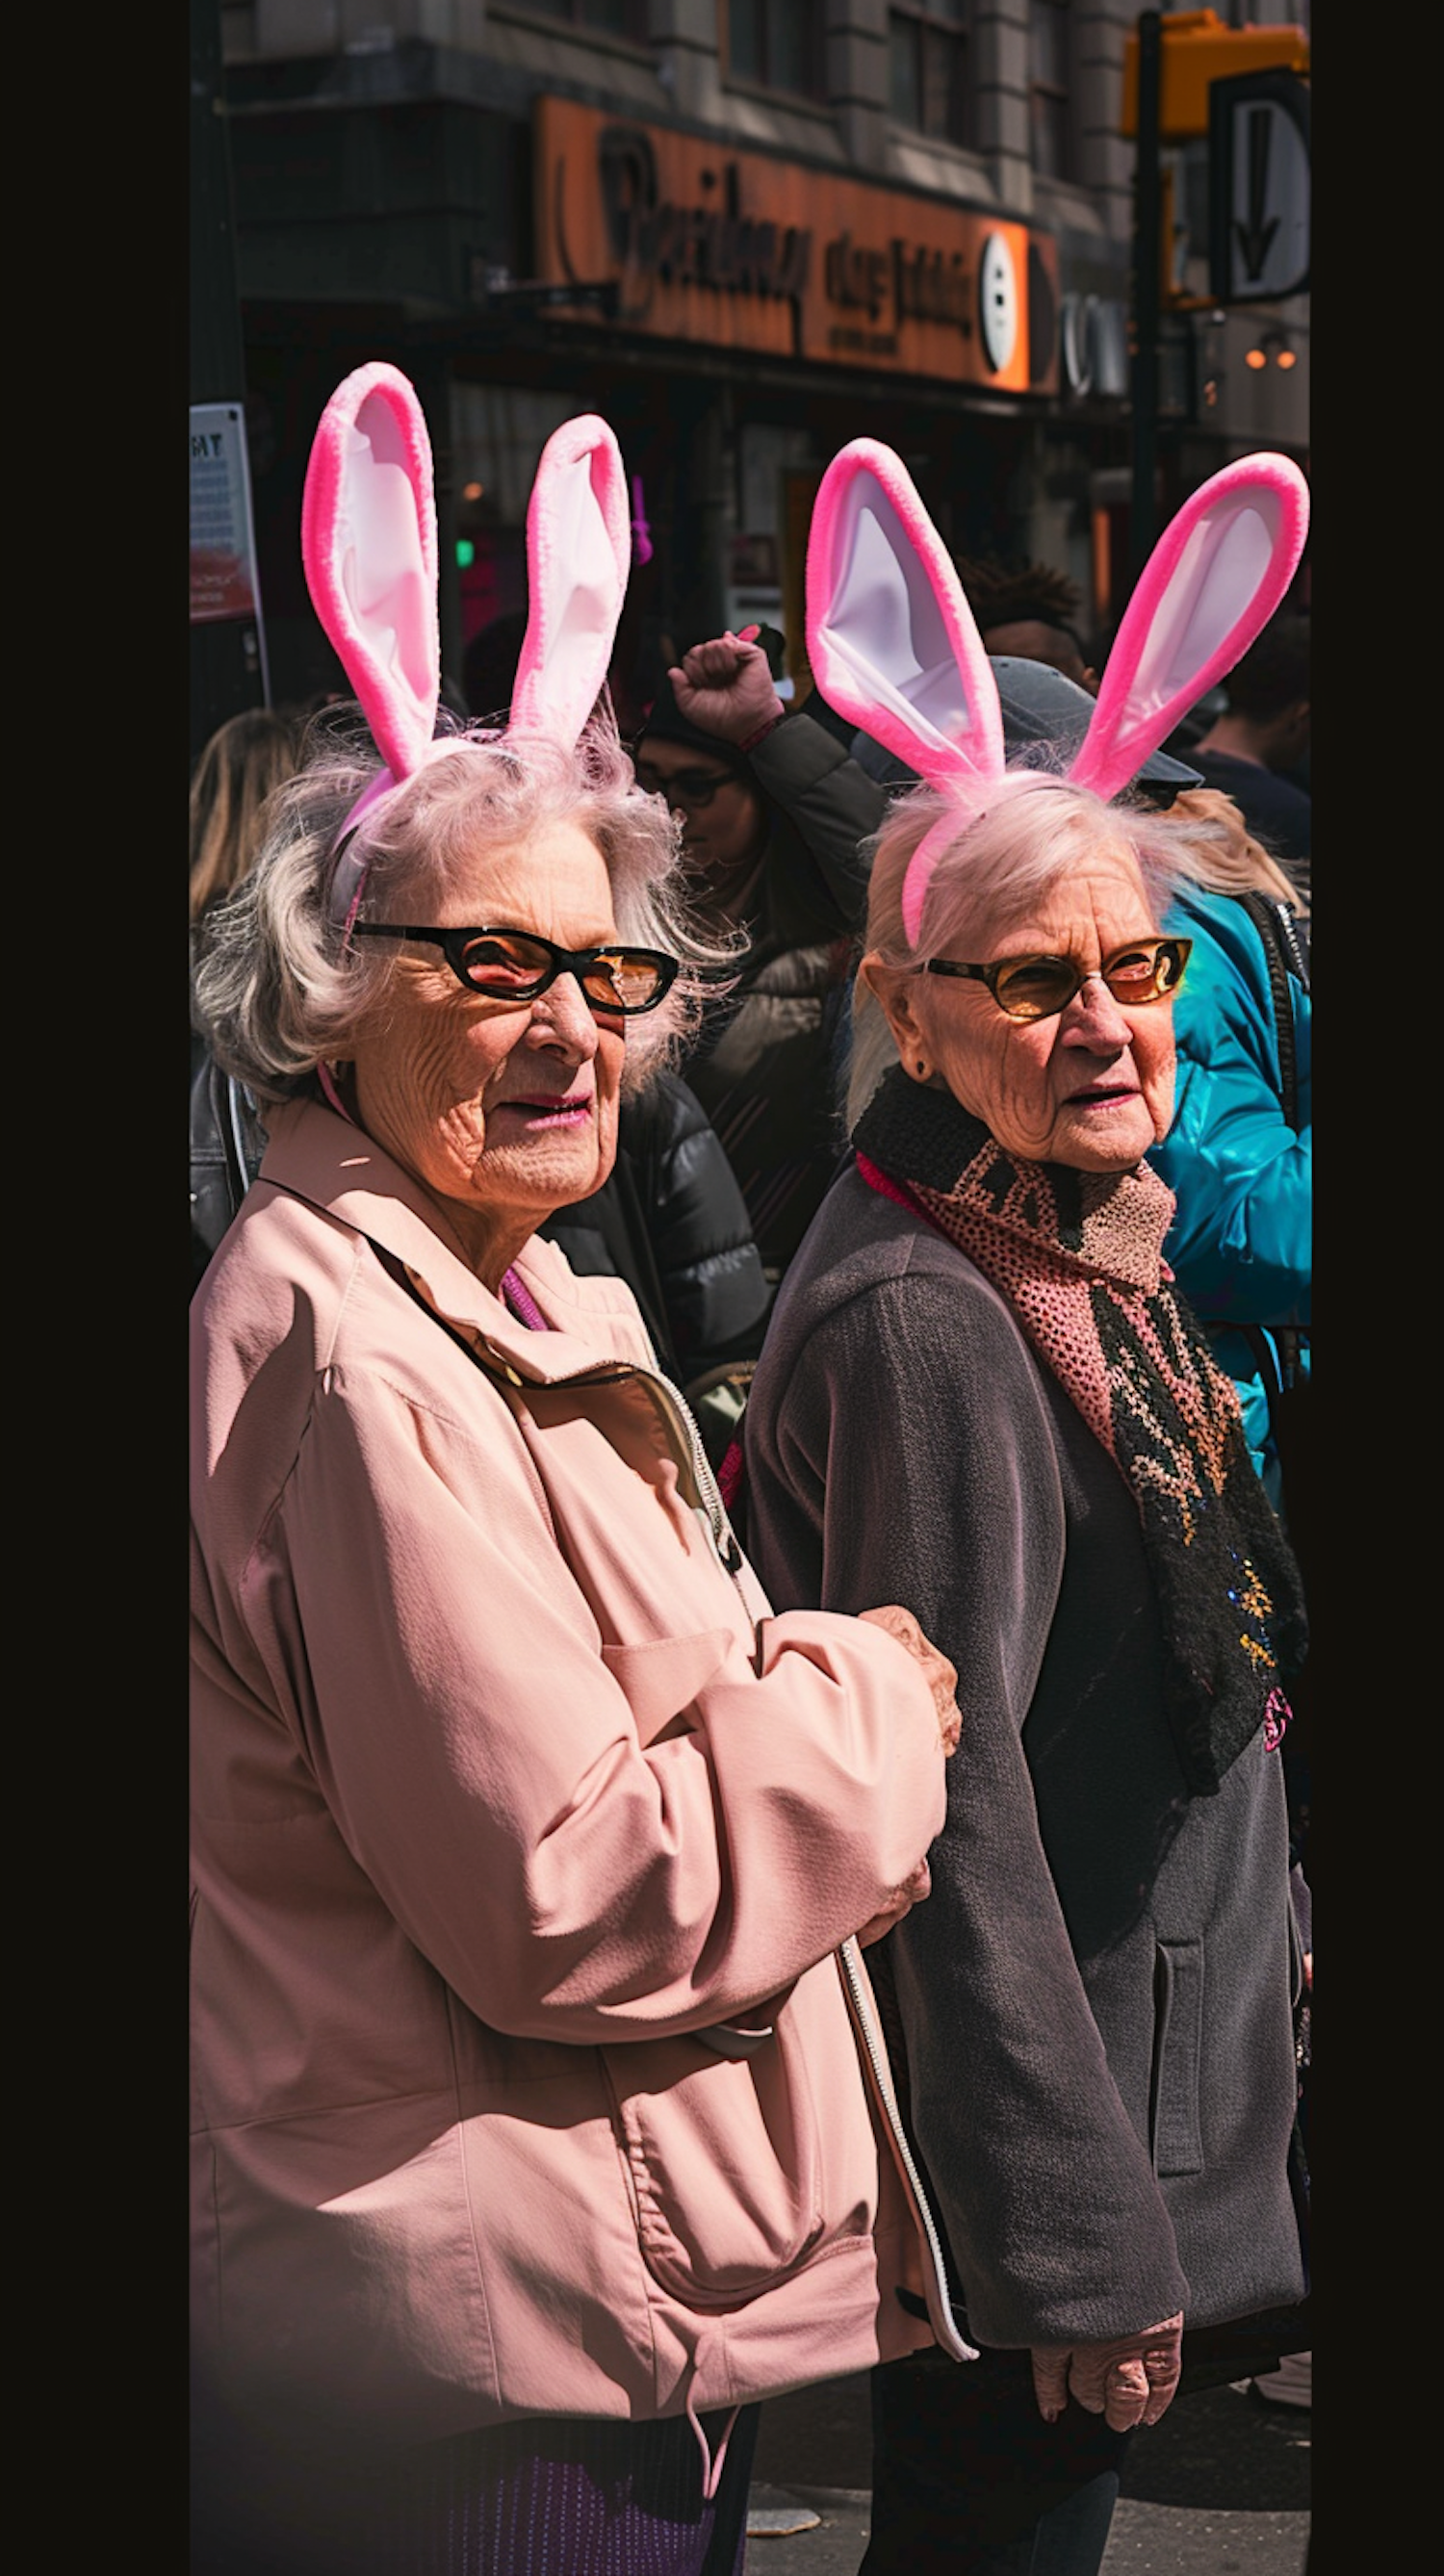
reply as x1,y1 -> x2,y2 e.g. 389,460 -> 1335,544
193,2401 -> 761,2576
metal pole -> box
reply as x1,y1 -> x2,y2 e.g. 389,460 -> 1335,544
1130,10 -> 1163,582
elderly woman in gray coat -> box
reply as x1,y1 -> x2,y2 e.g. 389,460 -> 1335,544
741,769 -> 1309,2576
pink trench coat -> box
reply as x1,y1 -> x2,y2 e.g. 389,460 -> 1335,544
191,1099 -> 961,2460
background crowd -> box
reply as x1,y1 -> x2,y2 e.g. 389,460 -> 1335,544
190,370 -> 1311,2576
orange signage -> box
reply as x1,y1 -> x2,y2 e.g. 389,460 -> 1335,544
533,99 -> 1059,397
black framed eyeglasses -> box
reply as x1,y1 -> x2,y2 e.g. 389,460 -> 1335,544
632,762 -> 743,813
922,936 -> 1192,1023
351,924 -> 681,1016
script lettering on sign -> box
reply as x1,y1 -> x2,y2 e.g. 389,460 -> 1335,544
534,99 -> 1058,395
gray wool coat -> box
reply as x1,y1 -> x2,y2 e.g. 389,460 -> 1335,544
742,1161 -> 1306,2352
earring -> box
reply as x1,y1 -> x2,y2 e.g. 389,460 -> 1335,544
915,1058 -> 929,1081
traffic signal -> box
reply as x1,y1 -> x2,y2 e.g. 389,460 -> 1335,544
1121,10 -> 1308,141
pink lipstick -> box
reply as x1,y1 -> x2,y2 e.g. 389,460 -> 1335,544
494,1092 -> 593,1129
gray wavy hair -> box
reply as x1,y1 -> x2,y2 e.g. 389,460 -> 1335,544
192,708 -> 741,1108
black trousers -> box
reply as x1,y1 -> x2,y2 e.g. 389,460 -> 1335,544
861,2348 -> 1134,2576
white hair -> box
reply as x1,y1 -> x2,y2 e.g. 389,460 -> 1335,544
845,768 -> 1217,1131
193,710 -> 742,1108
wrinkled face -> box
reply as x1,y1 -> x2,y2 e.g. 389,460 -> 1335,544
348,819 -> 626,1281
633,734 -> 766,884
868,843 -> 1177,1172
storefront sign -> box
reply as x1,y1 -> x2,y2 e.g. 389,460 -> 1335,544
533,98 -> 1058,396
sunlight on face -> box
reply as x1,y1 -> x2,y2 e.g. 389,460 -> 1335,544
348,820 -> 628,1282
874,844 -> 1177,1172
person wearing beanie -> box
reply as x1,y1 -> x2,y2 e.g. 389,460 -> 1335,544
633,628 -> 888,1279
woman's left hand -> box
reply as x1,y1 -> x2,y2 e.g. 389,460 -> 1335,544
1030,2311 -> 1184,2432
858,1604 -> 962,1753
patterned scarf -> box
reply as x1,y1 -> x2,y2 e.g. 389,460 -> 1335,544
853,1064 -> 1307,1796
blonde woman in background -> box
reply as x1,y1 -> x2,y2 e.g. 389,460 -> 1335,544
190,705 -> 302,933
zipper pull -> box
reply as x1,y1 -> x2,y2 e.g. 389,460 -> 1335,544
692,1503 -> 743,1573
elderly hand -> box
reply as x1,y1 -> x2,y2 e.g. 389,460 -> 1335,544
858,1604 -> 962,1754
855,1856 -> 932,1949
668,630 -> 785,746
1030,2312 -> 1184,2432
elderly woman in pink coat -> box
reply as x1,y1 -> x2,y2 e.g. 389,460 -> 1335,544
189,367 -> 960,2576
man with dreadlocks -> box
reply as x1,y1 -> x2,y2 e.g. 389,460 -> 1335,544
955,555 -> 1100,695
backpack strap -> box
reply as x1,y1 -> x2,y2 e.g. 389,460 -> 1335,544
1222,891 -> 1309,1411
1235,890 -> 1305,1131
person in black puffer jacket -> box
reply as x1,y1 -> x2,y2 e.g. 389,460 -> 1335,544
632,628 -> 887,1283
539,1066 -> 771,1463
191,1049 -> 268,1296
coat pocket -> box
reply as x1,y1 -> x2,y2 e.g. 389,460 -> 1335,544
599,1972 -> 874,2307
1150,1938 -> 1205,2177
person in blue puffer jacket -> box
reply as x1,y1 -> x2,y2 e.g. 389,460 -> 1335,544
1147,788 -> 1310,1515
1149,795 -> 1313,2429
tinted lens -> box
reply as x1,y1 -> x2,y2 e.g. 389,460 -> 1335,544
456,932 -> 554,992
991,956 -> 1080,1019
1101,939 -> 1189,1003
990,939 -> 1186,1018
580,950 -> 667,1012
1102,940 -> 1170,1003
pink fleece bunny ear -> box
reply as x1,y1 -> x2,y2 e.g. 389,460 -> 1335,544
807,440 -> 1007,945
1070,454 -> 1309,804
507,415 -> 632,745
807,440 -> 1005,791
300,362 -> 440,784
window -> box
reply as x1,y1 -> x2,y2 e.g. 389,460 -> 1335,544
889,3 -> 970,146
512,0 -> 649,35
1029,0 -> 1073,182
728,0 -> 827,101
451,384 -> 580,657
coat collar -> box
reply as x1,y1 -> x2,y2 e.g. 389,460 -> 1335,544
259,1097 -> 656,1385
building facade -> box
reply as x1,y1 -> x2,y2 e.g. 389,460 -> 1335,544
211,0 -> 1310,722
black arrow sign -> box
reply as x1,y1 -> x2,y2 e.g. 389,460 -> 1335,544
1233,106 -> 1280,282
1209,71 -> 1309,306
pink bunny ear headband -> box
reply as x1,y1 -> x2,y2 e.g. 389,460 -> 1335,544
805,438 -> 1309,946
300,360 -> 632,937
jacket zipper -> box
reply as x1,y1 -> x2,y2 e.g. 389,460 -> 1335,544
836,1935 -> 977,2365
518,1350 -> 746,1580
633,1361 -> 746,1575
402,1267 -> 968,2323
382,1246 -> 745,1579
